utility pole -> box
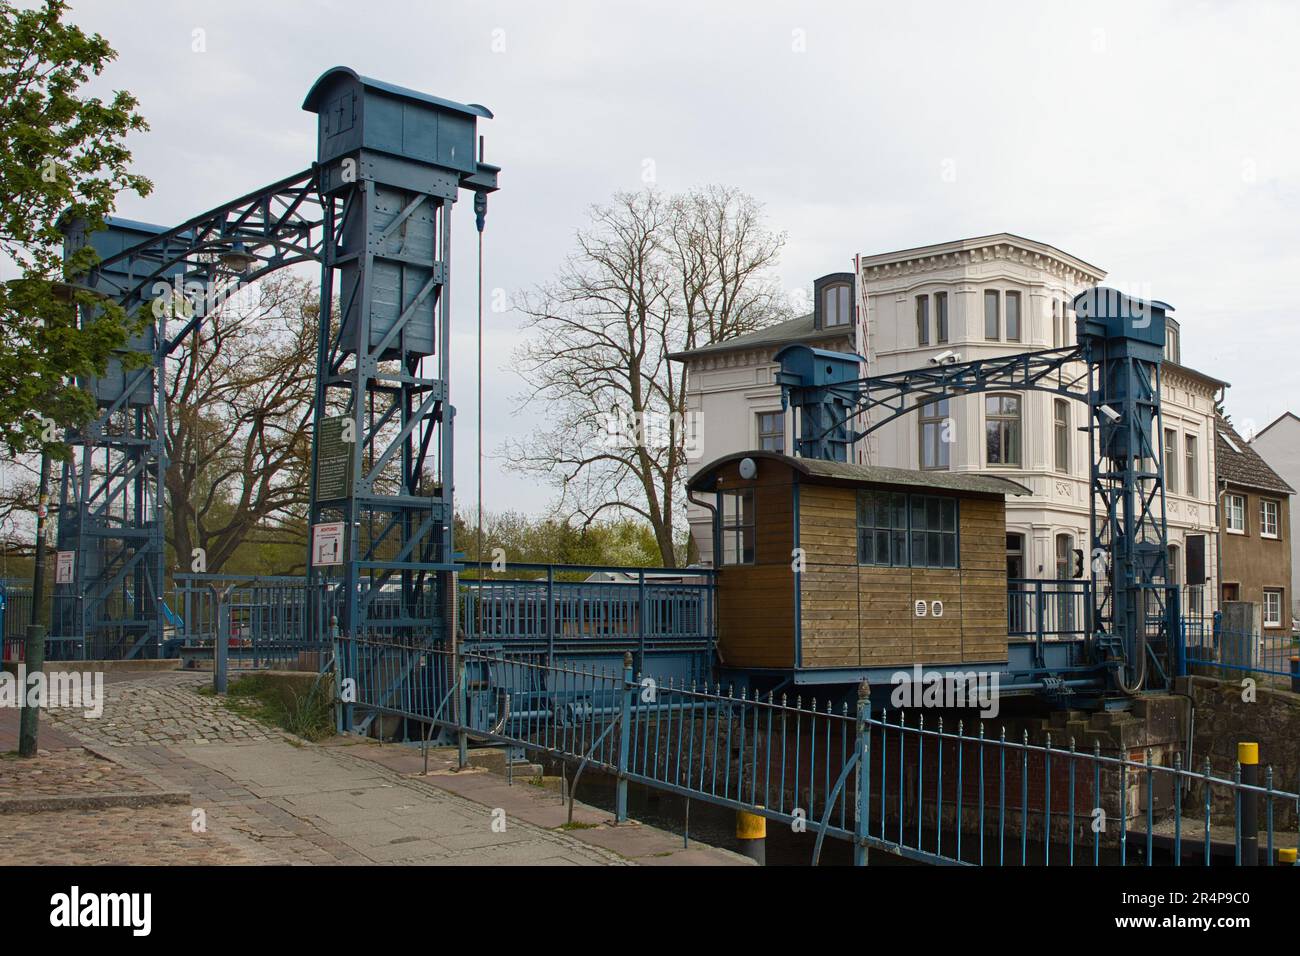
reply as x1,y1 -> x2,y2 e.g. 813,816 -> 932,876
18,449 -> 50,757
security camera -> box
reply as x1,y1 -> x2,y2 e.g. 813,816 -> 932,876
930,350 -> 961,365
1099,404 -> 1122,422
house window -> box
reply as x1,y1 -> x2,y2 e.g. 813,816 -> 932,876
1264,589 -> 1283,628
857,490 -> 908,567
984,290 -> 1000,340
1052,300 -> 1060,348
857,490 -> 957,569
823,283 -> 851,327
916,295 -> 930,346
935,292 -> 949,344
919,398 -> 951,471
720,489 -> 755,565
1167,543 -> 1180,585
1054,399 -> 1070,474
756,412 -> 783,453
1260,498 -> 1280,538
1163,429 -> 1178,493
1184,434 -> 1198,497
985,394 -> 1021,466
1165,326 -> 1180,364
1225,493 -> 1246,534
1005,291 -> 1021,342
1055,533 -> 1075,579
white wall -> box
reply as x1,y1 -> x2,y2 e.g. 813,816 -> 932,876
1249,416 -> 1300,615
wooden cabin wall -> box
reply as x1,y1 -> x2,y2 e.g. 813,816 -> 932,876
713,462 -> 797,669
798,485 -> 1009,669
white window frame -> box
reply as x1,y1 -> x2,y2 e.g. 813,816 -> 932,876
1225,493 -> 1246,534
1263,589 -> 1283,628
1260,498 -> 1280,539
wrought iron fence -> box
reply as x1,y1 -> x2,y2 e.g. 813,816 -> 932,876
0,580 -> 34,661
336,636 -> 1300,867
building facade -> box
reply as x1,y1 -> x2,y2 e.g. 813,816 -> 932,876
1247,411 -> 1300,620
675,235 -> 1224,619
1215,417 -> 1294,631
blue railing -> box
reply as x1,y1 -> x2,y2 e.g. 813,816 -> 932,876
173,574 -> 340,669
1007,578 -> 1090,641
458,563 -> 715,651
335,638 -> 1300,866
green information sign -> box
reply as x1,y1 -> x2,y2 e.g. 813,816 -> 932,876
315,415 -> 355,502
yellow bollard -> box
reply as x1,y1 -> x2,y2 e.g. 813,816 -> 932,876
736,807 -> 766,865
1280,847 -> 1297,866
1238,742 -> 1259,867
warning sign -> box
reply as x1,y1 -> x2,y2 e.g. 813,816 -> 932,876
311,522 -> 345,567
55,550 -> 75,584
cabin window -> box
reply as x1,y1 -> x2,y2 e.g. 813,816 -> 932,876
856,491 -> 908,566
985,394 -> 1021,466
720,489 -> 755,565
919,398 -> 951,470
909,495 -> 959,568
857,490 -> 958,569
756,412 -> 783,453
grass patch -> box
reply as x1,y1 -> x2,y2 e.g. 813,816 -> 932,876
212,673 -> 335,742
558,821 -> 599,831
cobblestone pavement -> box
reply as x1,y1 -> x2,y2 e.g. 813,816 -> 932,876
42,672 -> 274,747
0,747 -> 161,800
3,671 -> 628,866
0,805 -> 262,865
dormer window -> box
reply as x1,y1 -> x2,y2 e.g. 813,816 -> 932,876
823,283 -> 850,327
813,272 -> 855,330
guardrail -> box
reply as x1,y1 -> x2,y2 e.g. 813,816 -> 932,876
336,637 -> 1300,866
1008,578 -> 1090,642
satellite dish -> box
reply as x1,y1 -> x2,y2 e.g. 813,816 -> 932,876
738,457 -> 757,480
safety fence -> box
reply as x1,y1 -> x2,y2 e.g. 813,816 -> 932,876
337,636 -> 1300,866
173,574 -> 340,670
0,580 -> 34,661
1184,624 -> 1300,689
1007,578 -> 1090,641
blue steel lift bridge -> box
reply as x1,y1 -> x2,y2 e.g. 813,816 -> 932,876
51,68 -> 498,662
775,287 -> 1179,701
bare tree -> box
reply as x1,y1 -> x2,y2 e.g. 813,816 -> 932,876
164,273 -> 318,574
506,186 -> 788,566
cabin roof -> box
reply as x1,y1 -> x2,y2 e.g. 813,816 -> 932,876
688,451 -> 1032,497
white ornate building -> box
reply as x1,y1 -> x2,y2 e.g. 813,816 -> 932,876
675,234 -> 1222,611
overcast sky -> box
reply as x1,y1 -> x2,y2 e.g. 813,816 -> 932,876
55,0 -> 1300,516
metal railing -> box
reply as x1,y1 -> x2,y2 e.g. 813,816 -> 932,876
1008,578 -> 1090,642
458,563 -> 716,651
173,574 -> 340,670
336,637 -> 1300,866
1184,621 -> 1300,688
0,580 -> 34,661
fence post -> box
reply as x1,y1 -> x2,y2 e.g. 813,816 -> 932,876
616,651 -> 633,823
332,616 -> 344,734
457,659 -> 469,770
546,566 -> 555,669
1034,580 -> 1045,668
854,679 -> 871,866
214,589 -> 229,695
17,624 -> 47,757
1239,742 -> 1259,866
637,571 -> 647,674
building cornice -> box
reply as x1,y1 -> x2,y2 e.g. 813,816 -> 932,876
857,234 -> 1106,288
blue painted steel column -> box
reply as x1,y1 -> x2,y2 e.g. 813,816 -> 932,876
213,591 -> 229,695
616,651 -> 634,822
457,659 -> 469,770
854,680 -> 871,866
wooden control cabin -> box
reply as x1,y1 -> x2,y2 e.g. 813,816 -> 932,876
689,452 -> 1030,675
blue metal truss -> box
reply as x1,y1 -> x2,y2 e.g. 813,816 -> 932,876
52,67 -> 496,660
776,288 -> 1178,696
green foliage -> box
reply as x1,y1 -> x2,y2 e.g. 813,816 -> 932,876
221,672 -> 335,742
0,0 -> 151,456
454,510 -> 667,572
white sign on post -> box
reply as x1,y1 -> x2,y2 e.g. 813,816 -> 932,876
55,550 -> 75,585
311,522 -> 345,567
